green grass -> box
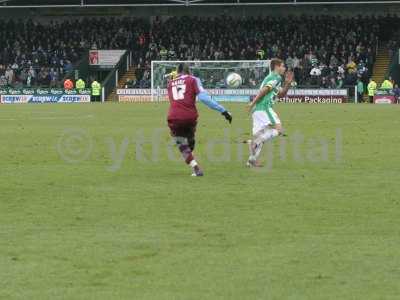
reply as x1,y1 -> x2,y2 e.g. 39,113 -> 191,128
1,102 -> 400,300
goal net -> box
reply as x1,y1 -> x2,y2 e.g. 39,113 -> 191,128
151,60 -> 270,102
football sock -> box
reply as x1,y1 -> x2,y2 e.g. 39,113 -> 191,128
188,138 -> 195,151
260,128 -> 279,143
189,160 -> 198,168
189,159 -> 204,176
249,141 -> 263,161
179,144 -> 194,164
249,128 -> 279,161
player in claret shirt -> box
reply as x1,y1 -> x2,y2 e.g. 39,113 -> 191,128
167,63 -> 232,177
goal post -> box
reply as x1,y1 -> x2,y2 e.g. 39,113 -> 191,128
150,60 -> 270,102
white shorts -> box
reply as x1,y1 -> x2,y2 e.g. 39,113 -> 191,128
252,109 -> 281,135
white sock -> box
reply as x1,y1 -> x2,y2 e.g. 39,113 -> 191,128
260,128 -> 279,143
249,128 -> 279,161
189,160 -> 198,168
253,142 -> 263,160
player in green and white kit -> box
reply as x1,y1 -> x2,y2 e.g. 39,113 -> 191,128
247,58 -> 293,167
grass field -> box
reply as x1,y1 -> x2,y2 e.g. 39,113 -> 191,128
1,102 -> 400,300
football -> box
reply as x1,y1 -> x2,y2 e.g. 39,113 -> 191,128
226,72 -> 242,88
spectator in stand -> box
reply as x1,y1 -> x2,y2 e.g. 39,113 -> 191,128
27,67 -> 35,87
337,76 -> 344,88
329,77 -> 337,89
49,68 -> 59,88
64,78 -> 74,90
0,75 -> 7,87
38,68 -> 50,87
64,60 -> 73,74
321,77 -> 329,88
124,78 -> 136,88
91,79 -> 101,102
256,49 -> 265,60
76,78 -> 86,91
330,55 -> 339,68
381,76 -> 394,90
286,55 -> 294,70
357,60 -> 368,80
292,54 -> 300,79
139,69 -> 150,88
320,63 -> 330,80
5,66 -> 14,85
19,68 -> 28,86
337,64 -> 345,77
160,46 -> 168,60
310,65 -> 321,86
393,84 -> 400,103
367,78 -> 377,103
346,57 -> 357,74
357,78 -> 365,102
11,62 -> 18,72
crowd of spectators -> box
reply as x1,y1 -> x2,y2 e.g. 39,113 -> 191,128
0,18 -> 147,88
1,14 -> 399,89
139,14 -> 400,88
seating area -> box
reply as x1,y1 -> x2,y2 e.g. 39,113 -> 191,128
138,14 -> 399,88
1,14 -> 398,89
0,18 -> 147,88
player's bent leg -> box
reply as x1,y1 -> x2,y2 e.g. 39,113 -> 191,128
177,120 -> 197,151
263,108 -> 283,138
186,126 -> 196,151
188,137 -> 195,151
260,126 -> 279,141
167,117 -> 200,176
247,111 -> 269,166
172,135 -> 203,177
185,122 -> 201,176
247,109 -> 282,167
247,126 -> 278,167
173,136 -> 192,162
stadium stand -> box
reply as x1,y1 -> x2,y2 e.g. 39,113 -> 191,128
0,14 -> 399,89
0,18 -> 147,88
138,14 -> 399,89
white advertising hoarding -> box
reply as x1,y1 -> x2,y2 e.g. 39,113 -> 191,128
89,50 -> 126,67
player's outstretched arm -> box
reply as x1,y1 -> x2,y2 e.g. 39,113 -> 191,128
195,77 -> 232,123
198,91 -> 232,123
247,86 -> 272,113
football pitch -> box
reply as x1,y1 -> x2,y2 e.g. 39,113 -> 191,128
1,102 -> 400,299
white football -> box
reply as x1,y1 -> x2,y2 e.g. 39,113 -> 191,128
226,72 -> 242,88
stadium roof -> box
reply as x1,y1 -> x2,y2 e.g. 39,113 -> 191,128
1,0 -> 400,7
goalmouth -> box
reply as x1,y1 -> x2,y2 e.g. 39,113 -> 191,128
146,60 -> 352,104
150,60 -> 271,102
